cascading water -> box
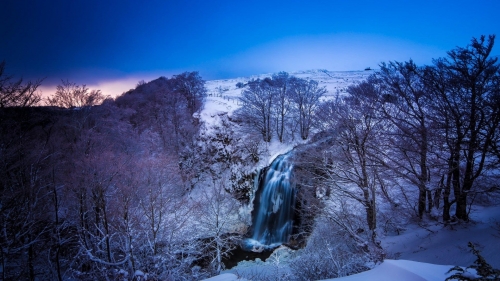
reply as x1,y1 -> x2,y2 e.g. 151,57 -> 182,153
242,154 -> 296,252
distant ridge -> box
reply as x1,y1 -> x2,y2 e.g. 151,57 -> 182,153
204,69 -> 370,101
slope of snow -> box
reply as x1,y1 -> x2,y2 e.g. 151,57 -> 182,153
202,69 -> 369,118
201,69 -> 368,160
202,273 -> 240,281
322,260 -> 455,281
382,205 -> 500,268
203,260 -> 455,281
292,69 -> 372,96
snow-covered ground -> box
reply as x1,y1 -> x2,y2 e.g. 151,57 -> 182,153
382,205 -> 500,269
321,260 -> 456,281
203,260 -> 457,281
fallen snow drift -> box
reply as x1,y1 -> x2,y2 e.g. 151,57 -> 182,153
202,273 -> 240,281
322,260 -> 454,281
202,259 -> 455,281
383,205 -> 500,268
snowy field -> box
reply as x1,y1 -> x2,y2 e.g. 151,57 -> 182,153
199,70 -> 500,281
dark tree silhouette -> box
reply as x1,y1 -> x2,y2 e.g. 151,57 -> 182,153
0,61 -> 42,107
423,35 -> 500,221
46,80 -> 106,108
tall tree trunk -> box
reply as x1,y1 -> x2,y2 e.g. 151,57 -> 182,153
362,186 -> 377,238
442,168 -> 452,221
418,188 -> 426,219
28,243 -> 34,281
55,246 -> 62,281
278,113 -> 284,142
1,250 -> 6,281
102,199 -> 112,263
427,189 -> 433,213
451,148 -> 462,220
52,180 -> 63,281
433,186 -> 442,210
455,193 -> 469,221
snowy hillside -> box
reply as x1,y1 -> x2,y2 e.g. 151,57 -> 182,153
202,69 -> 370,116
199,69 -> 500,281
200,69 -> 370,163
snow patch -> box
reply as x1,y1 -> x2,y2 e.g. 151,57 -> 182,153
321,259 -> 455,281
202,273 -> 241,281
204,260 -> 457,281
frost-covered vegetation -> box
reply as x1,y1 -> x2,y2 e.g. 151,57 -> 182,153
0,35 -> 499,280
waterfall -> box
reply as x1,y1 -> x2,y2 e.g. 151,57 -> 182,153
242,154 -> 296,252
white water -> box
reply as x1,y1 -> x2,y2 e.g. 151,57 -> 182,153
242,154 -> 296,251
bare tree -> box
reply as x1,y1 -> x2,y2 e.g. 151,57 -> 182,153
0,61 -> 42,107
46,80 -> 105,108
134,156 -> 200,279
0,71 -> 214,279
290,216 -> 371,281
236,74 -> 326,142
237,78 -> 275,142
0,108 -> 54,280
172,71 -> 206,115
422,35 -> 500,221
272,72 -> 291,142
197,178 -> 244,274
317,85 -> 386,242
370,61 -> 437,219
114,76 -> 205,189
289,77 -> 326,140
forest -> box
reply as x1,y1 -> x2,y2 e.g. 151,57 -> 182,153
0,35 -> 499,280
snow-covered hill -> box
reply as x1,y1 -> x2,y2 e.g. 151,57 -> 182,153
202,69 -> 370,117
200,69 -> 370,163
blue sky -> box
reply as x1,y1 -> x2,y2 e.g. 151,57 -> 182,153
1,0 -> 499,96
